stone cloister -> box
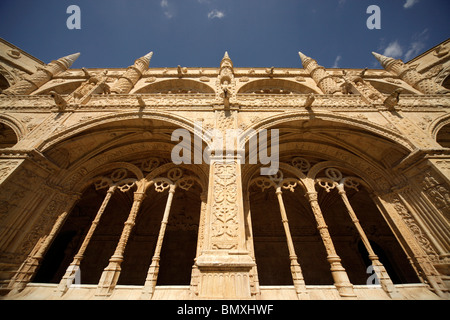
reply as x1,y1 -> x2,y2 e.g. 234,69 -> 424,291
0,37 -> 449,299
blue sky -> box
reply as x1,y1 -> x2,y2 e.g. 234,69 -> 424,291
0,0 -> 449,69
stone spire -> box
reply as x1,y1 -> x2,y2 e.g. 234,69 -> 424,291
298,51 -> 341,95
221,51 -> 233,69
372,51 -> 449,94
218,51 -> 235,105
2,53 -> 80,95
110,51 -> 153,94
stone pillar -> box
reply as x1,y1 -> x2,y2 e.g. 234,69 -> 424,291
110,52 -> 153,94
275,187 -> 309,299
372,52 -> 449,94
371,192 -> 450,299
7,193 -> 79,294
190,191 -> 208,297
141,184 -> 176,299
299,51 -> 341,95
336,183 -> 401,299
96,185 -> 147,297
243,190 -> 261,299
194,157 -> 255,299
56,185 -> 116,296
2,53 -> 80,95
305,191 -> 356,298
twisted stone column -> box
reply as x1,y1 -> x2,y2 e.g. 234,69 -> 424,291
336,183 -> 401,299
141,184 -> 176,299
275,187 -> 309,299
96,189 -> 146,297
305,191 -> 356,298
56,186 -> 116,296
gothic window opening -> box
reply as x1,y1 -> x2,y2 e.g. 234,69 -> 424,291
0,74 -> 10,90
247,160 -> 421,292
436,123 -> 450,148
33,165 -> 203,291
442,75 -> 450,90
249,186 -> 294,285
0,122 -> 18,148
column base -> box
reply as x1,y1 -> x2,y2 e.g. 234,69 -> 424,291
195,250 -> 255,299
95,258 -> 122,297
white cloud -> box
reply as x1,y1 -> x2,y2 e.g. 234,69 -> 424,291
404,0 -> 419,9
208,9 -> 225,19
332,55 -> 342,68
404,29 -> 429,61
383,41 -> 403,58
160,0 -> 174,18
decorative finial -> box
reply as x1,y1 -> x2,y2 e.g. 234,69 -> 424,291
371,52 -> 395,69
56,52 -> 81,69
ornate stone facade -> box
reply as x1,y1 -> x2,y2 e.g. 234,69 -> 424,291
0,37 -> 449,300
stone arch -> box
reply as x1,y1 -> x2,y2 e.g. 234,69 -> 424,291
0,115 -> 25,148
245,158 -> 420,287
38,111 -> 213,153
0,73 -> 10,90
133,79 -> 215,94
431,113 -> 450,148
33,158 -> 206,287
238,79 -> 320,94
239,110 -> 415,153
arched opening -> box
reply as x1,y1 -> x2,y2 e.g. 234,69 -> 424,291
249,184 -> 293,285
0,74 -> 10,90
33,165 -> 203,286
32,116 -> 207,289
314,175 -> 420,285
0,122 -> 19,148
442,75 -> 450,90
436,123 -> 450,148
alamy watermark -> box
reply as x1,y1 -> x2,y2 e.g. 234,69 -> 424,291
171,121 -> 279,175
366,5 -> 381,30
66,5 -> 81,30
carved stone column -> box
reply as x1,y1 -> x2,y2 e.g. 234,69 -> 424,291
372,192 -> 450,299
190,191 -> 208,297
275,187 -> 309,299
336,183 -> 401,299
194,157 -> 255,299
243,190 -> 261,299
56,185 -> 116,296
305,191 -> 356,298
141,184 -> 176,299
96,185 -> 147,297
7,193 -> 80,294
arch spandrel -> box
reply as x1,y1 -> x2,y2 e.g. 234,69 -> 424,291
238,111 -> 416,153
132,79 -> 215,94
38,111 -> 213,153
237,79 -> 320,95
